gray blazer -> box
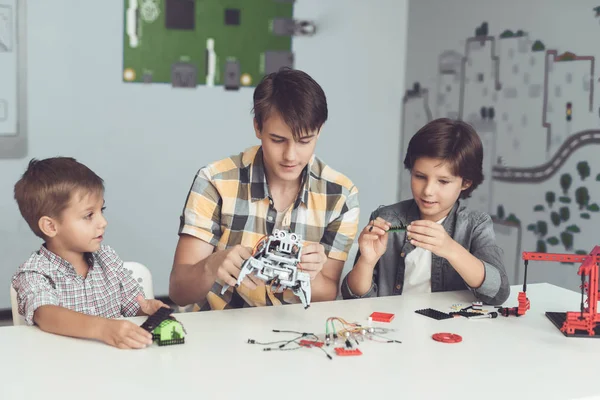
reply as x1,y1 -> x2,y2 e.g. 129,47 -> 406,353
341,199 -> 510,305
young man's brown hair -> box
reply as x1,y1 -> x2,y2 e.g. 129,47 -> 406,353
252,67 -> 328,140
14,157 -> 105,238
403,118 -> 484,199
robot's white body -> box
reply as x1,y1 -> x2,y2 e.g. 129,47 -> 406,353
221,230 -> 312,308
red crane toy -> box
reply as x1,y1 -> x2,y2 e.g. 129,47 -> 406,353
497,246 -> 600,337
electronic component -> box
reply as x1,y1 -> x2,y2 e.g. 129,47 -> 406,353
334,348 -> 362,356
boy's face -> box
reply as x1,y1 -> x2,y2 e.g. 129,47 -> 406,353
254,112 -> 319,185
410,157 -> 471,222
48,191 -> 107,253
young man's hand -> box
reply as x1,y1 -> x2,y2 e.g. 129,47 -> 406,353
100,319 -> 153,349
136,295 -> 169,316
406,220 -> 457,259
300,243 -> 327,280
357,217 -> 391,265
207,245 -> 256,289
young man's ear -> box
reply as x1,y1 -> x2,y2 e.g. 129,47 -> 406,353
461,179 -> 473,191
254,118 -> 262,140
38,216 -> 58,238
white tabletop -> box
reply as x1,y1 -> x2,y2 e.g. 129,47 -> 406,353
1,283 -> 599,400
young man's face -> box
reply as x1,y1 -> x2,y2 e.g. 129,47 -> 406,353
51,191 -> 107,253
254,112 -> 319,185
410,157 -> 471,222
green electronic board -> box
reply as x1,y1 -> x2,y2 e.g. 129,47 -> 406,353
122,0 -> 314,90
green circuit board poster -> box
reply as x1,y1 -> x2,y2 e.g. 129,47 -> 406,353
122,0 -> 297,90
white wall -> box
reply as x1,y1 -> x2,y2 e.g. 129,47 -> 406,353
0,0 -> 408,308
404,0 -> 600,291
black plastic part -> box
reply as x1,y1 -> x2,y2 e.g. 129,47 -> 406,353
415,308 -> 453,320
158,338 -> 185,346
545,312 -> 600,338
140,307 -> 175,332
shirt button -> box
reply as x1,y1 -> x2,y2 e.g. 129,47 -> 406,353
267,216 -> 273,222
89,307 -> 95,313
395,284 -> 402,290
400,252 -> 405,257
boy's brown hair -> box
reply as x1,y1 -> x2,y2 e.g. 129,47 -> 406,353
14,157 -> 105,238
252,67 -> 328,140
403,118 -> 484,199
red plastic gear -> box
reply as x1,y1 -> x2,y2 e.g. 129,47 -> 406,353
432,332 -> 462,343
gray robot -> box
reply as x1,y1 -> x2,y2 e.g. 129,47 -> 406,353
220,229 -> 312,308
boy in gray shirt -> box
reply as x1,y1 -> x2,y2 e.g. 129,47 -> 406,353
342,118 -> 510,305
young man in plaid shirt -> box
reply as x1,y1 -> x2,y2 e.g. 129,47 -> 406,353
12,158 -> 167,349
170,68 -> 360,311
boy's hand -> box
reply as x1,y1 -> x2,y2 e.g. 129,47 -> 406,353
100,319 -> 153,349
406,220 -> 457,259
358,217 -> 391,265
208,245 -> 256,290
136,295 -> 169,316
299,243 -> 327,280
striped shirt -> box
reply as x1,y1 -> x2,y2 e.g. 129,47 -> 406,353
178,145 -> 360,311
12,244 -> 143,325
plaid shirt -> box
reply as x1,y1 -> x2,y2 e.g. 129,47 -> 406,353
179,145 -> 360,311
12,244 -> 143,325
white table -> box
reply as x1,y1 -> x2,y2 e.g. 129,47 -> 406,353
1,283 -> 599,400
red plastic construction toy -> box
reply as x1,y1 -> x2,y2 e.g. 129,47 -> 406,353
431,333 -> 462,343
500,246 -> 600,337
370,312 -> 395,323
334,348 -> 363,356
299,340 -> 324,348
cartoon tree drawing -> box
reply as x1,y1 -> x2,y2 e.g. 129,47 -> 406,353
560,231 -> 574,250
550,211 -> 561,226
576,161 -> 591,180
575,187 -> 590,209
506,213 -> 520,224
536,221 -> 548,237
588,203 -> 599,212
596,173 -> 600,181
532,40 -> 545,51
500,29 -> 514,38
547,236 -> 559,246
559,206 -> 570,222
534,204 -> 544,211
496,205 -> 505,219
545,191 -> 555,208
560,173 -> 572,194
515,29 -> 525,37
581,212 -> 591,219
536,240 -> 547,253
559,196 -> 571,204
475,22 -> 489,36
566,225 -> 581,233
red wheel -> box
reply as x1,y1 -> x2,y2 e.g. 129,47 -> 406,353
432,332 -> 462,343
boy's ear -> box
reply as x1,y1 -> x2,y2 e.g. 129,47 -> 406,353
461,179 -> 473,191
253,118 -> 261,140
38,216 -> 58,238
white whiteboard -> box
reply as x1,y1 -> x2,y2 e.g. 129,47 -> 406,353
0,0 -> 26,158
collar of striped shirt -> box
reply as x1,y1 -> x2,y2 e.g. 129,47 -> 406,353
248,146 -> 315,207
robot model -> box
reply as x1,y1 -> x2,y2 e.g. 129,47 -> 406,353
221,230 -> 312,309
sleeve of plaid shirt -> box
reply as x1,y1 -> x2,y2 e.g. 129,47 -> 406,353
321,185 -> 360,261
178,167 -> 222,246
101,245 -> 142,317
12,271 -> 60,326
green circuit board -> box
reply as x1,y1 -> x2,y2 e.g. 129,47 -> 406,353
122,0 -> 296,89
